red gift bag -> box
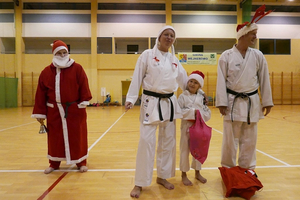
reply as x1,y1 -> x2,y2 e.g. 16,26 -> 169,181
189,110 -> 212,164
219,166 -> 263,200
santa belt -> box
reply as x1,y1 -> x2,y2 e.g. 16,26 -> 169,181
143,90 -> 174,122
56,101 -> 76,118
227,88 -> 258,125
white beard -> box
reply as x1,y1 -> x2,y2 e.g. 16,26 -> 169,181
52,55 -> 70,67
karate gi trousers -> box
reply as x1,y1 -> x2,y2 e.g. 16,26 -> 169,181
221,120 -> 257,170
134,120 -> 176,187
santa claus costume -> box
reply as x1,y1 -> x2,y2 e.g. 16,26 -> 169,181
32,40 -> 92,173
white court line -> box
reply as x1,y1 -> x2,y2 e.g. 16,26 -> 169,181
1,165 -> 300,173
212,128 -> 291,166
0,121 -> 36,132
0,115 -> 296,173
88,112 -> 126,152
67,112 -> 126,169
0,113 -> 128,173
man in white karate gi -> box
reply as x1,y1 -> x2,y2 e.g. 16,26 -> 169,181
216,9 -> 274,170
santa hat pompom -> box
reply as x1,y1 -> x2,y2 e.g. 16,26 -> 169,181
188,70 -> 205,88
51,40 -> 68,55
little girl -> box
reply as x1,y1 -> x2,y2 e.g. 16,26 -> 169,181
178,70 -> 211,186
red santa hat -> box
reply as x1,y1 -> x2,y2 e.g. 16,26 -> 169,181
51,40 -> 68,55
188,70 -> 205,88
236,5 -> 273,40
236,22 -> 258,40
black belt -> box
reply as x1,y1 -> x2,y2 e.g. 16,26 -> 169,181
143,90 -> 174,122
227,88 -> 258,125
57,101 -> 76,118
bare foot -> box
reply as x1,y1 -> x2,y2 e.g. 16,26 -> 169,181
130,186 -> 142,198
79,166 -> 88,173
44,167 -> 55,174
156,177 -> 174,190
181,172 -> 193,186
195,171 -> 207,183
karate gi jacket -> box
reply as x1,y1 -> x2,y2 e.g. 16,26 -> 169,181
126,49 -> 188,124
178,90 -> 211,134
216,45 -> 273,122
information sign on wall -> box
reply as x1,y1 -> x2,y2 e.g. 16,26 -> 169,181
178,52 -> 217,65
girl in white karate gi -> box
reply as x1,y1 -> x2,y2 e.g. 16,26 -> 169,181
125,26 -> 188,198
178,70 -> 211,186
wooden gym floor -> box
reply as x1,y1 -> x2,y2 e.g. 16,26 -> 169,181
0,105 -> 299,200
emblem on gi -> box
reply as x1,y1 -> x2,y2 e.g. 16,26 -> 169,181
39,120 -> 47,134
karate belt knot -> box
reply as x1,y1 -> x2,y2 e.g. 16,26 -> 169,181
143,90 -> 174,122
227,88 -> 258,125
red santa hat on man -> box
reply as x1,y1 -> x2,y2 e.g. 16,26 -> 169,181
236,5 -> 273,40
51,40 -> 68,55
188,70 -> 205,88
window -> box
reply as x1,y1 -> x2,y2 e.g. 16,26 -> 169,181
24,38 -> 91,54
127,45 -> 139,54
259,39 -> 290,55
97,37 -> 112,54
172,4 -> 236,11
0,38 -> 15,54
192,45 -> 203,52
98,3 -> 165,10
175,38 -> 235,54
115,38 -> 147,54
0,2 -> 14,9
23,3 -> 91,10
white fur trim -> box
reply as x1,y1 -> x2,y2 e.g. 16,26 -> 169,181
53,46 -> 68,55
31,114 -> 46,119
188,74 -> 204,88
237,23 -> 258,40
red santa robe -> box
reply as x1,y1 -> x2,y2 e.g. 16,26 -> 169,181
32,62 -> 92,165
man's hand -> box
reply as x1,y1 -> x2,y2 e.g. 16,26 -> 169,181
262,106 -> 272,116
37,118 -> 45,124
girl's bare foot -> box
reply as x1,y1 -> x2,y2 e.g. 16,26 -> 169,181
79,166 -> 88,173
195,170 -> 207,183
44,167 -> 55,174
156,177 -> 174,190
130,186 -> 142,198
181,172 -> 193,186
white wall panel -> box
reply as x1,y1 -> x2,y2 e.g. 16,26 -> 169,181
0,23 -> 15,37
98,23 -> 165,37
22,23 -> 91,37
258,25 -> 300,39
173,23 -> 236,38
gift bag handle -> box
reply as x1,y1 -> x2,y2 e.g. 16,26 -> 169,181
196,110 -> 204,126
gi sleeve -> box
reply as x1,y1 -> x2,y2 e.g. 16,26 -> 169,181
257,54 -> 274,107
178,93 -> 196,120
216,53 -> 229,108
126,52 -> 147,104
176,61 -> 188,91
